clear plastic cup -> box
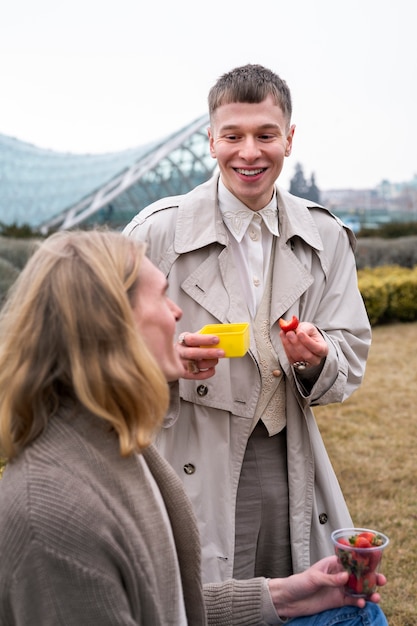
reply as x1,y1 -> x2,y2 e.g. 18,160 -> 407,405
331,527 -> 389,598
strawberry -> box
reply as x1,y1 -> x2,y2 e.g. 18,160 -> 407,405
357,531 -> 376,543
362,571 -> 377,595
347,574 -> 363,594
356,531 -> 384,547
353,536 -> 372,549
368,548 -> 383,572
370,534 -> 384,547
278,315 -> 299,332
338,538 -> 350,547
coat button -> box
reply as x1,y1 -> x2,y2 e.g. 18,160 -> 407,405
183,463 -> 196,475
197,384 -> 208,397
318,513 -> 328,524
272,369 -> 281,377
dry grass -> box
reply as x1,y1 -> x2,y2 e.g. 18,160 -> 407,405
1,322 -> 415,622
315,322 -> 417,625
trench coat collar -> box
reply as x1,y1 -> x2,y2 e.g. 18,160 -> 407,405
174,174 -> 326,255
276,186 -> 324,251
174,175 -> 226,253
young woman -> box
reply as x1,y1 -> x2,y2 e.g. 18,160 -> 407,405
0,230 -> 205,625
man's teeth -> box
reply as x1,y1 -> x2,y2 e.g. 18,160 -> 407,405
236,168 -> 264,176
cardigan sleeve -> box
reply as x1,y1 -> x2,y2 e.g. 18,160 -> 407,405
203,577 -> 287,625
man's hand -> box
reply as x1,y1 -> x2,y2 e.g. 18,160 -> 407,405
279,321 -> 328,370
177,332 -> 225,379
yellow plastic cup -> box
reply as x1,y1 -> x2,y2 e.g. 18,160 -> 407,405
198,323 -> 250,357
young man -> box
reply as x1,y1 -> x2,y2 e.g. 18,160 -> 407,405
124,64 -> 375,619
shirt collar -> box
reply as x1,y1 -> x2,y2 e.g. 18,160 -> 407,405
218,179 -> 279,243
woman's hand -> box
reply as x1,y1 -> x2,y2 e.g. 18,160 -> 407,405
268,556 -> 387,618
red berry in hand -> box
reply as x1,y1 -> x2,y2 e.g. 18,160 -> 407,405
278,315 -> 299,332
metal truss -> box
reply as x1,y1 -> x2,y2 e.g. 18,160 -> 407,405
39,115 -> 216,233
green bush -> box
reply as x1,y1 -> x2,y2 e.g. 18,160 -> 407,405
358,265 -> 417,325
359,221 -> 417,239
357,271 -> 391,325
386,267 -> 417,321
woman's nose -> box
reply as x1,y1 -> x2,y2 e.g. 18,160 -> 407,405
170,299 -> 182,322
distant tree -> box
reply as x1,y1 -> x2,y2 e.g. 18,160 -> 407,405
289,163 -> 321,204
0,222 -> 43,239
308,173 -> 321,203
289,163 -> 309,198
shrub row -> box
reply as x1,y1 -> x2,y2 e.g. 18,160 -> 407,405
0,238 -> 416,327
355,235 -> 417,270
358,220 -> 417,239
0,236 -> 40,270
358,265 -> 417,326
0,237 -> 40,305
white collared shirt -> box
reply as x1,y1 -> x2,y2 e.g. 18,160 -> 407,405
218,179 -> 279,317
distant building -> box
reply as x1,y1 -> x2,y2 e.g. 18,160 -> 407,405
0,115 -> 216,232
321,178 -> 417,230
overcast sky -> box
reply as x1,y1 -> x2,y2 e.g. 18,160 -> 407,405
1,0 -> 416,190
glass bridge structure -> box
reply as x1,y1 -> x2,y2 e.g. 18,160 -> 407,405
0,114 -> 217,233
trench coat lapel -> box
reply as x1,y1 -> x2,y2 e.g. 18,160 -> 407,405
270,236 -> 314,326
269,186 -> 327,327
181,245 -> 250,325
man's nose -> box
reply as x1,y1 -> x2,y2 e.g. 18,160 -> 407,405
238,137 -> 261,160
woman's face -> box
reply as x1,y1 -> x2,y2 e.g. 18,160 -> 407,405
132,257 -> 184,382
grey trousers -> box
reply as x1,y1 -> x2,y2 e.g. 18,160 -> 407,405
233,421 -> 293,579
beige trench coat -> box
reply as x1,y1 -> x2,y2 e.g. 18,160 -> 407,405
124,175 -> 371,583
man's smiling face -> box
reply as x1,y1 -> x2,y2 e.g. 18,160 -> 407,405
208,94 -> 295,212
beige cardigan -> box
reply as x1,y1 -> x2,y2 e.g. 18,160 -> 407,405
0,408 -> 280,625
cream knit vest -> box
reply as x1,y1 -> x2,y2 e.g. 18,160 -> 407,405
251,246 -> 286,436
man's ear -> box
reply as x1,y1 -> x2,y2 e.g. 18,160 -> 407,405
207,127 -> 216,159
285,124 -> 296,157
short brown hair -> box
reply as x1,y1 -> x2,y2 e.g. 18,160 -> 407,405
208,63 -> 292,123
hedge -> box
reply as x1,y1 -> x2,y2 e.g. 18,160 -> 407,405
0,238 -> 416,327
358,265 -> 417,325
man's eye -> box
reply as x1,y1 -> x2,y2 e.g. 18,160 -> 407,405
226,135 -> 238,140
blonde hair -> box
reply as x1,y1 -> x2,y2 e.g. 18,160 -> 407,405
0,230 -> 169,460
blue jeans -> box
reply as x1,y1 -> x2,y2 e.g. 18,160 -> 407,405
287,603 -> 388,626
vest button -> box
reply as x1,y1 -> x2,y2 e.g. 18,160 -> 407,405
197,384 -> 208,397
272,369 -> 281,377
183,463 -> 196,475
